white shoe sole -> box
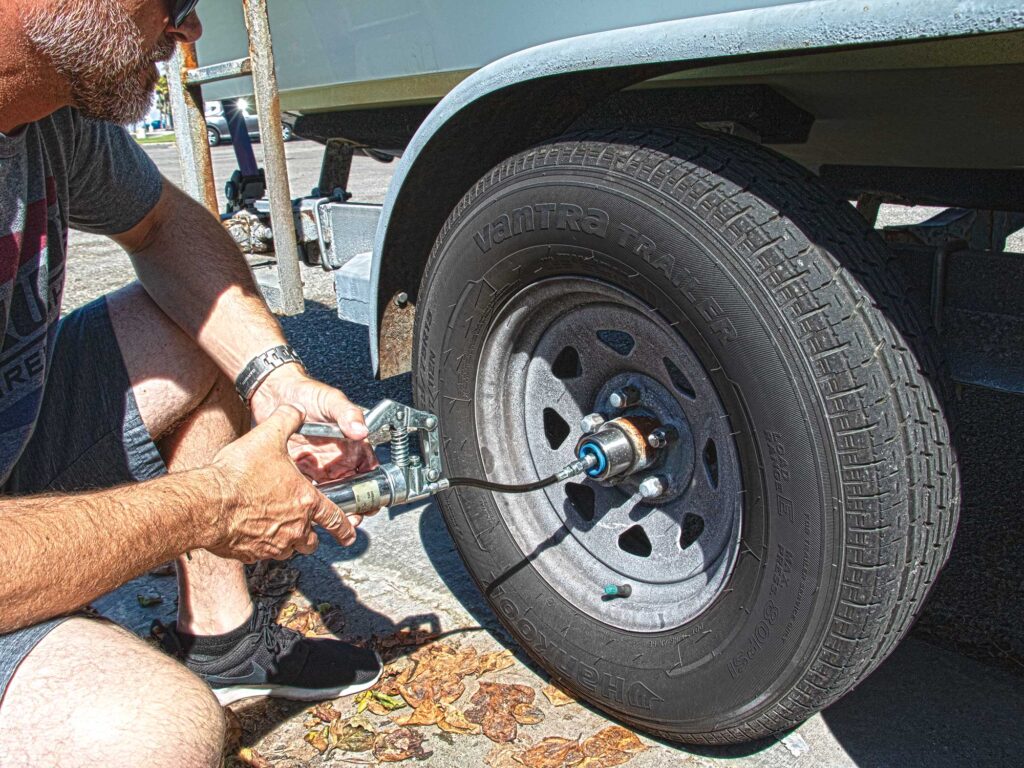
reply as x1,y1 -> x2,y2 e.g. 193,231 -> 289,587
211,651 -> 383,706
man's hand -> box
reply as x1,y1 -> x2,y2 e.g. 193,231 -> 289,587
203,404 -> 365,562
249,364 -> 378,483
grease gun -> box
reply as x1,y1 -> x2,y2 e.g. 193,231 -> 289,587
299,399 -> 679,517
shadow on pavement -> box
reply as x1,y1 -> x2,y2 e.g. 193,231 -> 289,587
822,637 -> 1024,767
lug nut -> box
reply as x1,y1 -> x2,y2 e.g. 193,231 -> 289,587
647,426 -> 679,449
638,476 -> 666,499
579,413 -> 605,434
608,386 -> 640,410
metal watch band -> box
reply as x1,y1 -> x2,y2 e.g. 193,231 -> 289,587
234,344 -> 305,403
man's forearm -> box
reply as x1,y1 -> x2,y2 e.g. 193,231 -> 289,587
0,468 -> 220,634
116,180 -> 291,381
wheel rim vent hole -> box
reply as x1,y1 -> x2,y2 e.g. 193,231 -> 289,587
664,357 -> 696,399
543,408 -> 571,450
680,513 -> 704,550
704,438 -> 719,488
596,329 -> 635,357
551,346 -> 582,379
565,482 -> 596,522
618,525 -> 652,558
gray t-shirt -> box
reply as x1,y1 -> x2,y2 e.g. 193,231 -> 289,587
0,107 -> 162,482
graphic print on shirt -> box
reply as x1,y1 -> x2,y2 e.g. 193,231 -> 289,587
0,175 -> 63,474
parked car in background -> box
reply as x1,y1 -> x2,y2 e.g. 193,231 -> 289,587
204,99 -> 294,146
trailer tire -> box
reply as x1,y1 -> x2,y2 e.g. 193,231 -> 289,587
413,128 -> 958,744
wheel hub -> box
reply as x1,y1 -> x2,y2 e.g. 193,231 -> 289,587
475,277 -> 743,632
584,372 -> 697,501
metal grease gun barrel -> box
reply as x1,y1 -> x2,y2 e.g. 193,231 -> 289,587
316,462 -> 450,516
318,463 -> 405,516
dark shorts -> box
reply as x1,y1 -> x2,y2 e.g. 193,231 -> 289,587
0,296 -> 166,704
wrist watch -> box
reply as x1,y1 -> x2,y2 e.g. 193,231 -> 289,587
234,344 -> 305,404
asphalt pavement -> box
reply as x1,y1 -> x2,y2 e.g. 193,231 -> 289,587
70,140 -> 1024,767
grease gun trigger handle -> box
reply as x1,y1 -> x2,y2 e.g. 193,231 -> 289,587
298,422 -> 348,441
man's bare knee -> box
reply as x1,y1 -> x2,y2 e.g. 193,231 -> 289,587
0,618 -> 225,767
107,281 -> 223,441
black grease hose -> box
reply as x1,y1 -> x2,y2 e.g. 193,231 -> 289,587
442,454 -> 598,494
443,474 -> 563,493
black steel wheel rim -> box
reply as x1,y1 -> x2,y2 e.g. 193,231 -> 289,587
475,276 -> 743,632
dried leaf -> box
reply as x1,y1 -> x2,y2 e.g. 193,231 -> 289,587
392,699 -> 444,727
277,602 -> 332,637
518,736 -> 585,768
373,727 -> 433,762
247,561 -> 300,597
355,689 -> 373,714
437,706 -> 482,735
541,683 -> 577,707
329,718 -> 376,753
399,675 -> 465,707
222,707 -> 242,754
581,726 -> 646,757
304,726 -> 330,754
465,682 -> 536,743
237,747 -> 272,768
373,627 -> 439,656
485,742 -> 526,768
136,593 -> 163,607
373,691 -> 407,711
375,659 -> 413,697
310,702 -> 342,723
575,755 -> 630,768
475,649 -> 516,676
512,703 -> 545,725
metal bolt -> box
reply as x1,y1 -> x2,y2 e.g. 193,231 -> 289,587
608,386 -> 641,409
638,476 -> 666,499
579,413 -> 605,434
394,292 -> 409,307
423,416 -> 437,430
394,410 -> 405,422
647,426 -> 679,449
409,455 -> 422,468
426,468 -> 440,482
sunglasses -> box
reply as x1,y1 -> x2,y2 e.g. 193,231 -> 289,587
171,0 -> 200,27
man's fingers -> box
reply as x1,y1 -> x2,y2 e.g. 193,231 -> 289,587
309,491 -> 357,546
293,528 -> 320,556
325,391 -> 368,441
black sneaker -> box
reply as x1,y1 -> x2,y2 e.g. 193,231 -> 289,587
155,604 -> 382,705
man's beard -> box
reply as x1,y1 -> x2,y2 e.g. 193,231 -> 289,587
22,0 -> 175,125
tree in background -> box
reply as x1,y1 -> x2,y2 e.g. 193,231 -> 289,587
155,74 -> 171,129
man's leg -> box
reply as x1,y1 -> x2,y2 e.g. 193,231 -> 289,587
106,283 -> 381,705
0,618 -> 225,767
107,282 -> 255,635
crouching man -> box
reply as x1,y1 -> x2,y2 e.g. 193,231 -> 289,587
0,2 -> 382,765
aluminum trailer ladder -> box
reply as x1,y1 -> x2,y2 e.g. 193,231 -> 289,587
166,0 -> 304,315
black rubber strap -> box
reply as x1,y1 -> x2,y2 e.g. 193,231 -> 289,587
234,344 -> 305,403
